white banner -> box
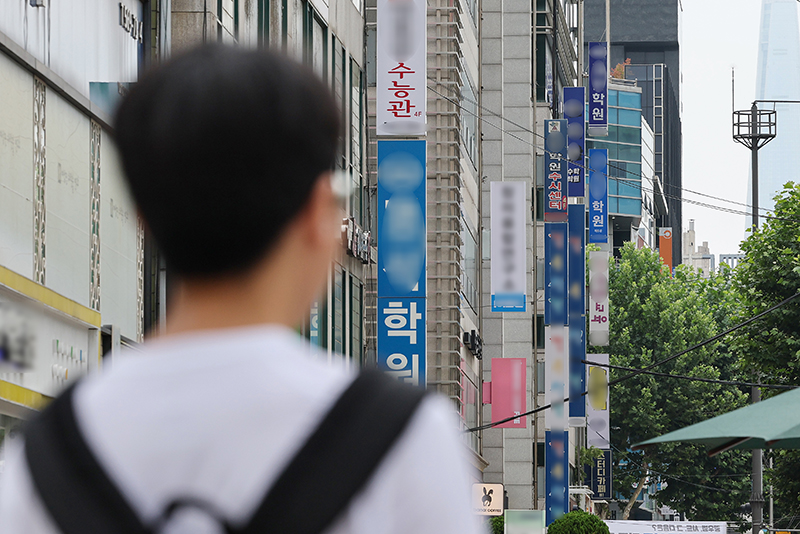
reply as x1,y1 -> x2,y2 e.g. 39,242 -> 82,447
490,181 -> 527,312
605,521 -> 728,534
586,353 -> 609,448
589,250 -> 609,346
376,0 -> 427,136
545,325 -> 569,430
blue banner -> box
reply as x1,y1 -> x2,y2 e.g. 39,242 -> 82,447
587,42 -> 608,137
545,430 -> 570,525
563,87 -> 586,198
377,297 -> 426,387
568,204 -> 586,419
545,223 -> 568,326
584,449 -> 613,500
377,140 -> 427,387
544,120 -> 568,222
588,149 -> 608,244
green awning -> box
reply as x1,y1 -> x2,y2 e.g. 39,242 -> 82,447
632,387 -> 800,456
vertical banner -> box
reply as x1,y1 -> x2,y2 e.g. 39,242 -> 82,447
563,87 -> 586,198
545,325 -> 568,431
377,140 -> 427,387
659,228 -> 673,273
567,205 -> 585,421
544,120 -> 568,222
588,149 -> 608,244
586,353 -> 610,448
585,449 -> 612,500
491,358 -> 527,428
587,42 -> 608,137
544,223 -> 568,326
545,429 -> 570,525
588,251 -> 610,347
376,0 -> 426,136
490,182 -> 527,312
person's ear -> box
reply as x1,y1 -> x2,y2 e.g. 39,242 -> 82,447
300,172 -> 340,248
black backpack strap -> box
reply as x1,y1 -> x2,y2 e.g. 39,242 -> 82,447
235,369 -> 427,534
24,383 -> 153,534
24,370 -> 427,534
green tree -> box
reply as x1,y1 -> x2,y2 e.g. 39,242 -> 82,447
548,510 -> 609,534
597,243 -> 750,520
734,182 -> 800,525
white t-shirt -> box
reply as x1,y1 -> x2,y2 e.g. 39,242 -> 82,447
0,326 -> 483,534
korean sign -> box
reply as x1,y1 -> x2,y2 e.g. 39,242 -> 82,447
377,140 -> 426,387
545,325 -> 568,431
587,42 -> 608,137
588,251 -> 609,347
490,182 -> 527,312
376,0 -> 426,136
586,353 -> 610,448
588,149 -> 608,244
544,222 -> 567,326
545,429 -> 570,525
585,449 -> 612,500
563,87 -> 586,198
604,522 -> 728,534
544,120 -> 568,221
568,205 -> 586,421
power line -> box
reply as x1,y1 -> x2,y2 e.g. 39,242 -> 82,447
427,79 -> 800,224
582,359 -> 797,390
464,292 -> 800,433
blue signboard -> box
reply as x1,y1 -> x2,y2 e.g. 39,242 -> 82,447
377,297 -> 426,387
588,149 -> 608,244
584,449 -> 613,500
377,140 -> 427,298
563,87 -> 586,198
545,430 -> 570,525
545,223 -> 568,326
568,204 -> 586,419
377,140 -> 427,387
587,42 -> 608,137
544,120 -> 568,222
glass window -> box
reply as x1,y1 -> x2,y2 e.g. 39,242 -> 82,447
350,277 -> 362,365
350,61 -> 363,224
618,91 -> 641,109
536,186 -> 544,221
536,258 -> 545,290
618,197 -> 642,215
607,107 -> 618,125
332,39 -> 346,169
462,223 -> 479,309
333,266 -> 344,354
535,315 -> 545,349
618,144 -> 641,162
605,125 -> 618,143
608,90 -> 618,107
618,180 -> 640,197
626,163 -> 642,180
607,177 -> 618,195
618,109 -> 641,126
617,126 -> 639,145
536,361 -> 545,394
607,196 -> 619,213
312,17 -> 326,79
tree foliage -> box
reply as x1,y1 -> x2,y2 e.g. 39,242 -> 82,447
548,510 -> 609,534
598,243 -> 749,520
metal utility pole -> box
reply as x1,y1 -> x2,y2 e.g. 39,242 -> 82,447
733,102 -> 775,534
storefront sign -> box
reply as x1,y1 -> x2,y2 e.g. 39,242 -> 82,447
564,87 -> 586,198
586,353 -> 610,448
545,222 -> 568,325
588,149 -> 608,244
545,120 -> 568,221
588,42 -> 608,137
586,449 -> 612,500
490,182 -> 527,312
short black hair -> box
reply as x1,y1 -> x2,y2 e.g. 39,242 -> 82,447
114,45 -> 340,277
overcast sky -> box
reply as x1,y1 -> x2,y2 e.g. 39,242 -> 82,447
680,0 -> 767,256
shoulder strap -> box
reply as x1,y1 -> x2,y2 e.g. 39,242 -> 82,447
24,370 -> 426,534
24,383 -> 153,534
235,369 -> 427,534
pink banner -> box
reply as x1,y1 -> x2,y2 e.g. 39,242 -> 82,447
491,358 -> 527,428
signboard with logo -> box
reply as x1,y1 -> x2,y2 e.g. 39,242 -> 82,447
544,120 -> 568,221
490,181 -> 527,312
563,87 -> 586,198
377,140 -> 426,387
659,227 -> 673,273
587,42 -> 608,137
585,449 -> 612,500
588,149 -> 608,244
376,0 -> 426,136
472,483 -> 504,516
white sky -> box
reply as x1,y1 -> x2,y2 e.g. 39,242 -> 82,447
681,0 -> 767,256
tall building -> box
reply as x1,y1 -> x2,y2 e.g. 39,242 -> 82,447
749,0 -> 800,216
0,0 -> 167,437
584,0 -> 683,265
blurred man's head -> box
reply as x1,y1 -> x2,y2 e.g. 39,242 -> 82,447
114,45 -> 341,329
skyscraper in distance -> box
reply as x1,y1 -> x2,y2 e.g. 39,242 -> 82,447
749,0 -> 800,223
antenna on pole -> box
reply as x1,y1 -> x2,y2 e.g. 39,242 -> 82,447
732,67 -> 735,115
